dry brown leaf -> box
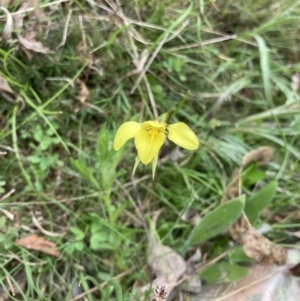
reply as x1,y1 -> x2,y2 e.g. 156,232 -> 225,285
0,75 -> 26,110
137,217 -> 187,299
242,146 -> 274,167
148,232 -> 186,296
224,147 -> 287,265
27,0 -> 45,20
17,34 -> 51,54
12,2 -> 31,30
182,262 -> 202,294
0,75 -> 14,94
15,233 -> 61,257
76,79 -> 90,103
291,73 -> 300,92
196,265 -> 300,301
230,213 -> 287,265
0,6 -> 13,40
12,1 -> 51,55
181,248 -> 202,294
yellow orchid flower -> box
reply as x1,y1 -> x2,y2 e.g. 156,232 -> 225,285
113,119 -> 199,177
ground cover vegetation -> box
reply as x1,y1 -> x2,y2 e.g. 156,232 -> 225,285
1,0 -> 300,300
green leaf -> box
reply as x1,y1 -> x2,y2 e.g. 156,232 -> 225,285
253,34 -> 272,105
97,272 -> 112,281
33,126 -> 43,142
70,159 -> 100,189
185,195 -> 245,248
27,155 -> 41,163
0,216 -> 6,228
0,233 -> 5,242
90,233 -> 111,250
75,241 -> 85,251
200,262 -> 249,283
64,244 -> 75,255
228,246 -> 253,263
242,162 -> 266,187
40,136 -> 52,150
97,123 -> 109,161
90,222 -> 103,234
70,227 -> 85,240
92,232 -> 108,242
245,180 -> 277,223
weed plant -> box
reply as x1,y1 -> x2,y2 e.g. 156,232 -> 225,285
1,0 -> 300,300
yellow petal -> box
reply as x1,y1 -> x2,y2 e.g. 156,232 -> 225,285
135,129 -> 165,165
142,120 -> 165,129
132,156 -> 140,175
113,121 -> 141,150
167,122 -> 199,150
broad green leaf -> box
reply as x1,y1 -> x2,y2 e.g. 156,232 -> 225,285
245,180 -> 277,223
185,195 -> 245,248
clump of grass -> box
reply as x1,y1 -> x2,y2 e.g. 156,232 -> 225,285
1,0 -> 300,299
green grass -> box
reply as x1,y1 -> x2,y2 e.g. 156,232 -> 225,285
1,0 -> 300,300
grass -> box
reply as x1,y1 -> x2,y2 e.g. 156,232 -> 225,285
1,0 -> 300,300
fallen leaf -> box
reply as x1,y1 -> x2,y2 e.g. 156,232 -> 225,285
0,6 -> 13,40
13,1 -> 51,55
182,248 -> 202,293
138,215 -> 187,299
27,0 -> 45,21
242,146 -> 274,167
15,233 -> 61,257
223,147 -> 288,265
0,75 -> 15,94
12,2 -> 31,30
197,265 -> 300,301
76,79 -> 90,103
17,34 -> 51,54
291,73 -> 300,92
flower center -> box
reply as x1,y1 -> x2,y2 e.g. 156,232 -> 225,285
142,122 -> 166,143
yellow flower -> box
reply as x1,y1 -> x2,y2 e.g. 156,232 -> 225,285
113,119 -> 199,177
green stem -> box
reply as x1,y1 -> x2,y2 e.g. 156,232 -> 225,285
11,105 -> 33,189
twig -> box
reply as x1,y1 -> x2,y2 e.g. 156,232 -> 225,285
32,215 -> 64,237
56,9 -> 73,49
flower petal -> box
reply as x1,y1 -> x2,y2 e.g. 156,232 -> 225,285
132,156 -> 140,175
135,129 -> 165,165
113,121 -> 141,150
168,122 -> 199,150
142,120 -> 165,128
